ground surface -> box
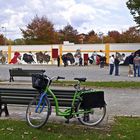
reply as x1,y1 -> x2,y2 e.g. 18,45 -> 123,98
0,64 -> 139,127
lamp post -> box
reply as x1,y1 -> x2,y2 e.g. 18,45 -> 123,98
1,26 -> 6,46
98,32 -> 104,44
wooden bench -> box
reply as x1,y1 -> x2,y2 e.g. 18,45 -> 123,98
9,68 -> 45,82
0,88 -> 76,117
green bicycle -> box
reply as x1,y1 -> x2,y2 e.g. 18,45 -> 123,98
26,73 -> 106,128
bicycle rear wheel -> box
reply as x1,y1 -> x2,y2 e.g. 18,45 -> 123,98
26,95 -> 51,128
76,102 -> 106,126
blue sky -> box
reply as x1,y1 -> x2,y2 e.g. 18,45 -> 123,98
0,0 -> 136,40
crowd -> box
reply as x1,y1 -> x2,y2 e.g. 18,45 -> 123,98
109,52 -> 140,77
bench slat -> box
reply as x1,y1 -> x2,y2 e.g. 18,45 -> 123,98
0,88 -> 76,108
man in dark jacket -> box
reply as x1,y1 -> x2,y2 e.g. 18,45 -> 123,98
57,55 -> 60,67
128,53 -> 134,77
114,56 -> 120,76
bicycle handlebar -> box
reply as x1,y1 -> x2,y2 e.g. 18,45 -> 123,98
49,76 -> 65,81
57,76 -> 65,80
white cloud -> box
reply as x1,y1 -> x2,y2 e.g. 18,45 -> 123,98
0,0 -> 136,39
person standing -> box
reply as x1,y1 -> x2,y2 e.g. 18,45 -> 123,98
114,56 -> 120,76
99,50 -> 105,68
93,51 -> 97,64
79,56 -> 83,66
57,55 -> 60,67
133,53 -> 140,77
128,53 -> 134,77
109,55 -> 114,75
63,54 -> 67,67
99,56 -> 104,68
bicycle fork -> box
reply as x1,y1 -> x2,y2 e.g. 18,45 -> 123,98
35,93 -> 47,113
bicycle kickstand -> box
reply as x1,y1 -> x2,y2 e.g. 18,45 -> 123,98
65,119 -> 70,124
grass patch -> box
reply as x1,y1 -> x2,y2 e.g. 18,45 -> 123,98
0,117 -> 139,140
54,81 -> 140,88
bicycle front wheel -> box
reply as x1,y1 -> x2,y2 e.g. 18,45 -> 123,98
26,96 -> 51,128
76,102 -> 106,126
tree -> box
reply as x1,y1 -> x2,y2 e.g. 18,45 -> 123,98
121,26 -> 140,43
108,31 -> 121,43
21,15 -> 56,44
126,0 -> 140,27
13,38 -> 25,45
0,34 -> 5,45
84,30 -> 99,43
59,24 -> 79,43
88,30 -> 96,36
103,36 -> 115,43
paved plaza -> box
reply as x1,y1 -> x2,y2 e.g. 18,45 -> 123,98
0,64 -> 140,82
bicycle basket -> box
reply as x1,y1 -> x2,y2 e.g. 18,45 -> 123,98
80,91 -> 106,109
32,73 -> 49,90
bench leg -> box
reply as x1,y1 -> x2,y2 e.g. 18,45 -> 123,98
0,104 -> 9,117
9,76 -> 14,82
4,104 -> 9,117
0,104 -> 2,117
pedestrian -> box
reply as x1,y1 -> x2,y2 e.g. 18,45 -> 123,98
63,54 -> 67,67
99,56 -> 105,68
109,55 -> 114,75
57,55 -> 60,67
133,53 -> 140,77
128,53 -> 134,77
79,56 -> 83,66
91,51 -> 97,64
98,50 -> 105,68
114,55 -> 120,76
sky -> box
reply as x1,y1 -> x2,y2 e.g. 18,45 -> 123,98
0,0 -> 137,40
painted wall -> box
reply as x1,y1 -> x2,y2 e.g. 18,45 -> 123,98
0,43 -> 139,64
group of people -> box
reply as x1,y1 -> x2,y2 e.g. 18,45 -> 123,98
128,53 -> 140,77
109,54 -> 120,76
109,52 -> 140,77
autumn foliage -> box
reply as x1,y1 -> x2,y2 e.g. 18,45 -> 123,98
19,16 -> 140,44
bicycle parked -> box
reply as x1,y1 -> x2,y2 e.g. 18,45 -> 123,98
26,73 -> 106,128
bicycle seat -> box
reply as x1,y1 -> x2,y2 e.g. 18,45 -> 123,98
74,78 -> 87,82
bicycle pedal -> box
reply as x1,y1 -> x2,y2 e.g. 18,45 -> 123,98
83,116 -> 89,122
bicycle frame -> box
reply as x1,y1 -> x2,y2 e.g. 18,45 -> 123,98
41,86 -> 79,117
41,86 -> 94,117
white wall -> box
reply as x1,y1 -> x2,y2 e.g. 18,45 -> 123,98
0,43 -> 139,64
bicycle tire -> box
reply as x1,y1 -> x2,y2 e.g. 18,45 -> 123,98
76,101 -> 106,126
26,95 -> 51,128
